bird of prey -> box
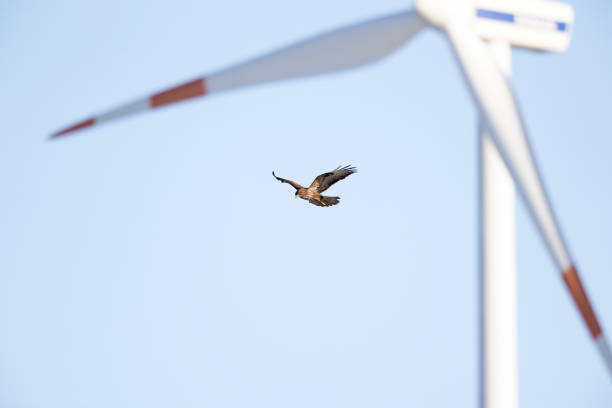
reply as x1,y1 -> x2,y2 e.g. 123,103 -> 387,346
272,165 -> 356,207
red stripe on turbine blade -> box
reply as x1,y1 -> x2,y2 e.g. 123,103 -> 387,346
562,265 -> 603,339
50,118 -> 96,139
150,78 -> 206,108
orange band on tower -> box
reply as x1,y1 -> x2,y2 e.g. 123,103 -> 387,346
562,265 -> 602,339
150,78 -> 206,108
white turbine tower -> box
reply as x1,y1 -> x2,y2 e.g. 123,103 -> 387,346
51,0 -> 611,405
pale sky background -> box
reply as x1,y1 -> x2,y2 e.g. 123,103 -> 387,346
1,0 -> 611,407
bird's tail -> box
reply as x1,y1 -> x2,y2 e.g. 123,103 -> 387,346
321,196 -> 340,206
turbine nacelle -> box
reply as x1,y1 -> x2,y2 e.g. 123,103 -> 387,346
416,0 -> 574,51
415,0 -> 473,28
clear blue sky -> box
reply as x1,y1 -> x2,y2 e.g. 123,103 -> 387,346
1,0 -> 611,406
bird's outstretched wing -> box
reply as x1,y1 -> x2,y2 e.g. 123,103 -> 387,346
309,165 -> 356,193
272,171 -> 304,190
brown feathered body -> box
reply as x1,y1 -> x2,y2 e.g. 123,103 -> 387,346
296,188 -> 340,207
272,165 -> 356,207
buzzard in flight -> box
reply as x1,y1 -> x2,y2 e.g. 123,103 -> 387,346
272,165 -> 356,207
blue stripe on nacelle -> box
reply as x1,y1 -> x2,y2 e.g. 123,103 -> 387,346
476,8 -> 568,32
476,9 -> 514,23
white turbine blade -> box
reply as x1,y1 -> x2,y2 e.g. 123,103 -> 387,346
51,9 -> 426,138
446,22 -> 612,376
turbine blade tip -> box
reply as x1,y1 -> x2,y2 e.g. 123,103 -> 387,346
49,118 -> 96,139
595,334 -> 612,378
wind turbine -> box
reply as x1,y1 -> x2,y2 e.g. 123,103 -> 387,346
51,0 -> 611,405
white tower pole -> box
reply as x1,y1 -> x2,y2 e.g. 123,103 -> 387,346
479,40 -> 518,408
